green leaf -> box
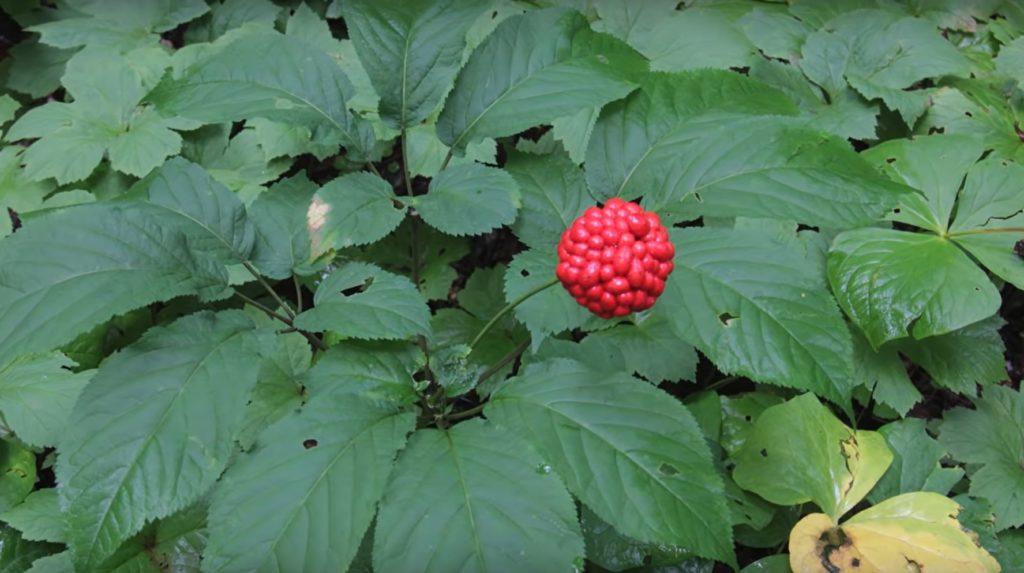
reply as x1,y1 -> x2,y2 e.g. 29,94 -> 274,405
437,7 -> 645,151
487,359 -> 735,566
940,385 -> 1024,530
505,149 -> 589,250
868,418 -> 964,505
184,0 -> 279,43
237,332 -> 310,450
248,174 -> 318,280
732,393 -> 893,521
24,552 -> 71,573
657,227 -> 854,407
0,442 -> 35,514
203,393 -> 414,573
551,106 -> 598,164
415,163 -> 520,236
299,342 -> 420,407
0,490 -> 65,544
0,353 -> 91,448
56,310 -> 266,570
342,0 -> 486,128
308,172 -> 406,255
827,228 -> 1001,349
800,10 -> 970,126
0,202 -> 228,369
0,527 -> 60,573
404,123 -> 497,178
137,157 -> 256,263
896,316 -> 1008,395
720,392 -> 785,459
851,331 -> 920,417
577,313 -> 698,384
374,419 -> 584,571
738,9 -> 810,62
150,32 -> 374,157
6,47 -> 185,184
949,158 -> 1024,290
587,74 -> 908,225
918,80 -> 1024,164
97,502 -> 207,573
3,39 -> 73,100
197,128 -> 291,203
294,262 -> 432,341
580,504 -> 707,572
740,555 -> 792,573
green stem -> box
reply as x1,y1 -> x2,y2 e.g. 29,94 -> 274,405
448,403 -> 485,423
705,376 -> 738,393
366,162 -> 383,178
293,275 -> 304,313
477,337 -> 531,385
242,261 -> 296,319
235,291 -> 328,352
947,227 -> 1024,237
440,147 -> 455,172
469,277 -> 559,350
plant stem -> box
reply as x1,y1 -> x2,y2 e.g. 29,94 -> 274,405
293,275 -> 304,313
440,148 -> 454,172
705,375 -> 738,393
401,127 -> 414,198
469,277 -> 559,350
947,227 -> 1024,237
448,402 -> 485,422
366,162 -> 382,178
234,291 -> 328,352
477,337 -> 531,385
242,261 -> 296,319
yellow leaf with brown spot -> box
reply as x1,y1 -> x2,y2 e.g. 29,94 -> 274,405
789,492 -> 1000,573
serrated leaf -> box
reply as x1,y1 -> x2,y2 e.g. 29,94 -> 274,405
416,163 -> 520,236
940,385 -> 1024,530
23,551 -> 71,573
896,316 -> 1008,395
3,39 -> 73,100
236,332 -> 310,450
504,249 -> 597,348
308,172 -> 406,256
149,31 -> 374,157
800,10 -> 970,126
5,48 -> 183,184
733,394 -> 893,521
738,9 -> 810,62
374,419 -> 584,571
487,359 -> 735,566
657,227 -> 854,407
579,313 -> 698,384
97,502 -> 207,573
0,442 -> 35,514
342,0 -> 486,128
0,527 -> 61,573
57,310 -> 266,570
0,490 -> 65,544
551,106 -> 598,164
868,419 -> 963,505
437,7 -> 645,151
789,493 -> 999,573
0,147 -> 54,238
136,157 -> 256,263
184,0 -> 279,43
198,128 -> 291,203
299,342 -> 420,407
294,263 -> 431,341
203,393 -> 414,573
720,392 -> 785,459
851,331 -> 920,417
403,123 -> 497,178
248,174 -> 318,279
0,353 -> 90,448
580,504 -> 705,572
828,228 -> 1001,349
918,80 -> 1024,164
504,149 -> 589,250
0,203 -> 228,369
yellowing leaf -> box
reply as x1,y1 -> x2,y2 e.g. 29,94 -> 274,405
789,492 -> 1000,573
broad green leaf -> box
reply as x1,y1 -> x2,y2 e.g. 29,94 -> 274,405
863,134 -> 985,233
720,392 -> 785,459
0,527 -> 60,573
940,385 -> 1024,530
437,7 -> 645,151
308,172 -> 406,255
949,158 -> 1024,289
3,39 -> 73,99
97,502 -> 207,573
998,530 -> 1024,572
0,490 -> 64,544
374,420 -> 584,572
0,353 -> 90,448
919,80 -> 1024,163
404,123 -> 497,178
57,310 -> 266,570
800,10 -> 970,126
733,394 -> 893,521
237,332 -> 310,450
24,552 -> 71,573
0,147 -> 54,237
150,32 -> 374,157
294,263 -> 432,341
896,316 -> 1007,395
577,313 -> 698,384
505,149 -> 589,250
415,163 -> 520,236
0,203 -> 228,369
580,504 -> 706,572
658,227 -> 854,407
551,106 -> 598,164
248,174 -> 318,279
789,493 -> 999,573
136,157 -> 256,263
0,442 -> 35,514
300,342 -> 419,407
738,9 -> 810,62
30,0 -> 207,48
203,393 -> 414,573
184,0 -> 279,43
741,555 -> 791,573
487,359 -> 735,566
5,48 -> 186,183
615,7 -> 755,72
868,419 -> 963,505
197,128 -> 291,203
342,0 -> 486,128
828,228 -> 1001,349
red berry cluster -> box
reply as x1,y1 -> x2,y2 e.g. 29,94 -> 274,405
556,198 -> 675,318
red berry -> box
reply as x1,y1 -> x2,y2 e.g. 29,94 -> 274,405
555,199 -> 677,318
